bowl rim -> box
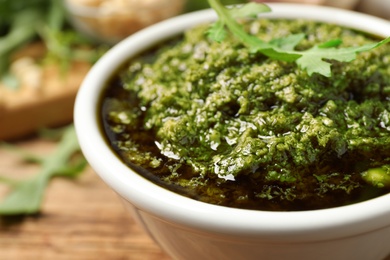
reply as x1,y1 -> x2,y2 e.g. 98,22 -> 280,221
74,3 -> 390,242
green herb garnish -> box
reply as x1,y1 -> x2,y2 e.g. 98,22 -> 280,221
207,0 -> 390,77
0,125 -> 86,215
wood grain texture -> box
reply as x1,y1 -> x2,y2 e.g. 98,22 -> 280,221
0,138 -> 171,260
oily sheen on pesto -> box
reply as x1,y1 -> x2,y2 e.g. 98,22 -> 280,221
100,19 -> 390,211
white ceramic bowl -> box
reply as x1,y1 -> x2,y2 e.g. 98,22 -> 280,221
74,4 -> 390,260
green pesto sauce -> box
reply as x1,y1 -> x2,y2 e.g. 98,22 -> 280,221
101,19 -> 390,211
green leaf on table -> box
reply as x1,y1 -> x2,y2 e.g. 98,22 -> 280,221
0,125 -> 86,215
0,0 -> 107,88
0,142 -> 44,164
0,174 -> 50,215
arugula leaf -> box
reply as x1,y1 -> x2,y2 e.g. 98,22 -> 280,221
207,20 -> 228,42
0,174 -> 50,215
269,34 -> 306,51
208,2 -> 271,43
0,142 -> 43,164
207,0 -> 390,77
0,0 -> 106,88
208,0 -> 270,46
229,2 -> 271,19
296,37 -> 390,76
0,10 -> 39,78
0,125 -> 86,215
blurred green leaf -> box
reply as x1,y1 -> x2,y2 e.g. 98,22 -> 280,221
0,125 -> 86,215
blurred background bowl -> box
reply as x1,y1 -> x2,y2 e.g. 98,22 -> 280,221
252,0 -> 360,10
357,0 -> 390,20
64,0 -> 185,45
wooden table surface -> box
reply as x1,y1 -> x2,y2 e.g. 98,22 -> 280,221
0,135 -> 171,260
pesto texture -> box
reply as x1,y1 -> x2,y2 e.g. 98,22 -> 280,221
101,19 -> 390,211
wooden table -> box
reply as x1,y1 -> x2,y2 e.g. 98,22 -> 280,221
0,136 -> 171,260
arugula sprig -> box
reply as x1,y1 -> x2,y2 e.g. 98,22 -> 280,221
207,0 -> 390,77
0,0 -> 106,88
0,125 -> 86,215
